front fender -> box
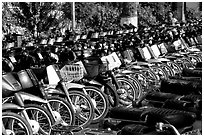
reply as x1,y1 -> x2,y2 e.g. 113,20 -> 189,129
18,92 -> 48,104
67,82 -> 85,89
2,103 -> 24,111
44,88 -> 65,96
88,80 -> 102,87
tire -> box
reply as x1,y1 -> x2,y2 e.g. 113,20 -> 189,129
116,77 -> 140,106
47,96 -> 75,126
117,75 -> 143,100
181,57 -> 194,66
2,112 -> 33,135
167,61 -> 182,75
150,66 -> 168,80
84,86 -> 109,123
68,90 -> 95,128
128,76 -> 143,97
141,68 -> 158,81
183,62 -> 195,69
24,104 -> 54,135
103,82 -> 120,107
195,54 -> 202,62
133,71 -> 149,92
188,55 -> 200,65
160,63 -> 175,77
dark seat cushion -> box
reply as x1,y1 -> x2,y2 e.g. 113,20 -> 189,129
160,79 -> 202,95
109,106 -> 196,128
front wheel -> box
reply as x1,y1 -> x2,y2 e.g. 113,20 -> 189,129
85,86 -> 109,123
24,104 -> 54,135
68,90 -> 95,128
47,96 -> 75,127
103,83 -> 119,107
116,77 -> 139,106
2,112 -> 33,135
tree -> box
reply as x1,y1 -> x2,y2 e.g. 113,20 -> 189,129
121,2 -> 137,17
137,2 -> 172,27
2,2 -> 67,36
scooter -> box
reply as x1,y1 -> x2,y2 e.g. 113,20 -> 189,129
33,64 -> 95,128
2,72 -> 45,134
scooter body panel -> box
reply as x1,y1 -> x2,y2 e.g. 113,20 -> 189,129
2,103 -> 24,111
44,87 -> 65,96
18,92 -> 48,104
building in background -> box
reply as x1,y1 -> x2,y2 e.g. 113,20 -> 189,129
172,2 -> 202,22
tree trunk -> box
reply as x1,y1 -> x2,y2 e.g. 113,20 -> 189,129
120,2 -> 138,28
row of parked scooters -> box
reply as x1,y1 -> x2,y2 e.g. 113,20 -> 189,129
2,22 -> 202,135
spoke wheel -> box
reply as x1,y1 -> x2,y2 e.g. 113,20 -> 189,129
47,96 -> 75,128
69,90 -> 94,128
117,77 -> 140,106
85,86 -> 109,123
2,112 -> 33,135
24,104 -> 54,135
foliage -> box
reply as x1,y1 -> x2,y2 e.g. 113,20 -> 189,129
137,5 -> 159,27
120,2 -> 137,17
2,2 -> 202,38
2,2 -> 66,34
74,2 -> 121,32
185,7 -> 202,21
137,2 -> 172,27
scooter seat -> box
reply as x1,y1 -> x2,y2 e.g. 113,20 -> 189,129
182,68 -> 202,78
145,91 -> 178,102
109,106 -> 196,129
109,106 -> 143,121
140,107 -> 196,128
160,79 -> 202,95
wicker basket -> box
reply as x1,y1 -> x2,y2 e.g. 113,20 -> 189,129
60,64 -> 84,82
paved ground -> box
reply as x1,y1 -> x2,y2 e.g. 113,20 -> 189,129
193,120 -> 202,130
